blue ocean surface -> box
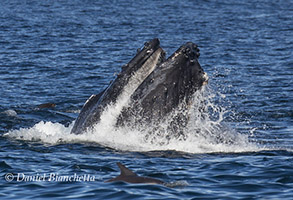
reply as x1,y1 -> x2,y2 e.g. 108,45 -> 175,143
0,0 -> 292,199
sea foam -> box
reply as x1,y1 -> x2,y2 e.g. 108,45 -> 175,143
5,86 -> 262,153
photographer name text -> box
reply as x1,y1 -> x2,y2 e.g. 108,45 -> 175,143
5,173 -> 97,182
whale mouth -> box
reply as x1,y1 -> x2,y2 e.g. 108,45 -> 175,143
71,38 -> 208,136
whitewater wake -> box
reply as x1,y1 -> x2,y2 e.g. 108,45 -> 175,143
4,86 -> 262,154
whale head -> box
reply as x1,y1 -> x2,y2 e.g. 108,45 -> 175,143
72,39 -> 208,138
128,42 -> 208,122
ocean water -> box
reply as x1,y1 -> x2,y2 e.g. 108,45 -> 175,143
0,0 -> 292,199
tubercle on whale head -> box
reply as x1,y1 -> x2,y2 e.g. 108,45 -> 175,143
183,42 -> 200,59
162,42 -> 208,96
144,38 -> 160,48
172,42 -> 200,61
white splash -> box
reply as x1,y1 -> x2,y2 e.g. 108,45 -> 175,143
4,86 -> 262,154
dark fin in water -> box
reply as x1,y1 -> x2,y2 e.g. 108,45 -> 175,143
105,162 -> 165,185
37,103 -> 56,109
117,162 -> 137,176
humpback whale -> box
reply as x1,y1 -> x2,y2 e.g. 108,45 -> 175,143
71,38 -> 208,135
105,162 -> 164,185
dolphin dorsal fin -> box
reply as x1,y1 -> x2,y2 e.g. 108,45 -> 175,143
117,162 -> 137,176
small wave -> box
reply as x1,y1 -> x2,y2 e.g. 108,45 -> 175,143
2,109 -> 17,117
164,180 -> 189,188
